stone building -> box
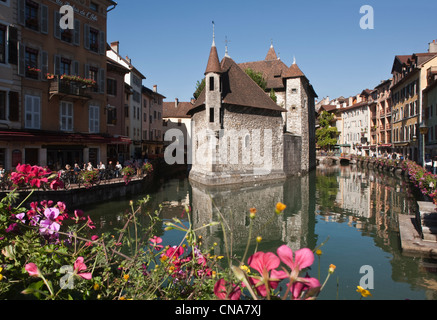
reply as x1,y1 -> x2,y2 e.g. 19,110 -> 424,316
239,44 -> 318,173
187,35 -> 315,186
141,85 -> 165,158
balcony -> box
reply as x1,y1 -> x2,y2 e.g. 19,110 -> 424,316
48,75 -> 93,101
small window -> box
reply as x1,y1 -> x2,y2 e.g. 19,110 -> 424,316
209,76 -> 214,91
90,2 -> 98,12
209,108 -> 214,123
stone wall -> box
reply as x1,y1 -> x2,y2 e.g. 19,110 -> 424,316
283,133 -> 302,176
190,104 -> 286,185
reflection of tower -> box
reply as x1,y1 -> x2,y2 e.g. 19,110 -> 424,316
281,171 -> 317,251
190,180 -> 285,255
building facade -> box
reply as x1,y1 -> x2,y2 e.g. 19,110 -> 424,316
142,85 -> 165,159
0,0 -> 120,170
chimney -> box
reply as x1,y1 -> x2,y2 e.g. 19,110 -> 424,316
429,40 -> 437,53
153,85 -> 157,93
191,98 -> 196,104
110,41 -> 119,54
175,98 -> 179,108
125,56 -> 131,64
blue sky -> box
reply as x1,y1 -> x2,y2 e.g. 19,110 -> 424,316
107,0 -> 437,103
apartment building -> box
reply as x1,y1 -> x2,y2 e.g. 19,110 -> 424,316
0,0 -> 119,170
374,79 -> 392,155
423,64 -> 437,157
142,85 -> 165,159
0,0 -> 22,168
391,45 -> 437,162
107,41 -> 145,159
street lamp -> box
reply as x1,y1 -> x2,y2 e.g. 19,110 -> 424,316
419,122 -> 429,168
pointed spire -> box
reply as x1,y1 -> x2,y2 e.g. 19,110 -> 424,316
293,56 -> 296,65
265,41 -> 278,61
205,22 -> 221,75
224,36 -> 231,58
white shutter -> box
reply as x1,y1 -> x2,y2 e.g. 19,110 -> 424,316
33,97 -> 40,129
25,96 -> 32,128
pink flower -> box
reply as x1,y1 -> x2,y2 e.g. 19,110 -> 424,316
247,251 -> 286,297
149,236 -> 163,251
288,274 -> 321,300
86,216 -> 96,229
277,245 -> 314,274
214,279 -> 241,300
25,263 -> 41,277
73,257 -> 92,280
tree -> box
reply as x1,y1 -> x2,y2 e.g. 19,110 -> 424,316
244,68 -> 267,91
316,111 -> 339,151
193,78 -> 205,100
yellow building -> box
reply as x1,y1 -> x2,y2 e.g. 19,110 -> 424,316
391,47 -> 437,162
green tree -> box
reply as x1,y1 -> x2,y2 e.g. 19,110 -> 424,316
316,111 -> 339,151
244,68 -> 267,90
269,88 -> 277,103
193,78 -> 205,100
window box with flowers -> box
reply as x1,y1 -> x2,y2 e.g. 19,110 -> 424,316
26,66 -> 41,79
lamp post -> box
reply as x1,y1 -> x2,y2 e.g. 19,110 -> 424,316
419,122 -> 429,168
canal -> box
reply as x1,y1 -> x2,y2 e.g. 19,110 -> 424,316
82,165 -> 437,300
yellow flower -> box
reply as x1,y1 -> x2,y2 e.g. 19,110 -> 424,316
249,208 -> 257,219
315,249 -> 322,256
123,274 -> 129,281
256,236 -> 262,243
93,283 -> 100,291
329,264 -> 336,274
0,274 -> 3,281
275,202 -> 286,214
240,265 -> 251,274
357,286 -> 372,298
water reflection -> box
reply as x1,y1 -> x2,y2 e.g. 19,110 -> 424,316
84,165 -> 437,299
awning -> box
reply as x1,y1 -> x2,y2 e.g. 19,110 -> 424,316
0,130 -> 131,145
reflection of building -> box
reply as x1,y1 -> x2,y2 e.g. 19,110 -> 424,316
336,170 -> 371,218
190,175 -> 316,254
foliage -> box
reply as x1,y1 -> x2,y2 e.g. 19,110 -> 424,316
244,68 -> 267,91
121,166 -> 135,185
269,88 -> 277,103
78,170 -> 100,188
193,78 -> 205,100
0,165 -> 337,300
316,111 -> 339,151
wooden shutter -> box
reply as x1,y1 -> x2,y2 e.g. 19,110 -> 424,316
40,4 -> 48,34
84,64 -> 89,79
18,43 -> 25,76
41,51 -> 48,80
73,19 -> 80,46
84,24 -> 90,50
99,31 -> 105,55
8,92 -> 19,122
54,55 -> 60,75
72,60 -> 79,76
54,11 -> 61,39
8,26 -> 18,65
17,0 -> 25,26
99,68 -> 105,94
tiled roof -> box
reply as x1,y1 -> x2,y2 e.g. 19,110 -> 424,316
238,59 -> 289,90
163,101 -> 193,119
205,45 -> 222,75
190,56 -> 286,114
283,63 -> 305,79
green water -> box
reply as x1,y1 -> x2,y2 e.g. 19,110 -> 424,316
83,165 -> 437,300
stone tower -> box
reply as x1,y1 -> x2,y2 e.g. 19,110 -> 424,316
204,28 -> 222,133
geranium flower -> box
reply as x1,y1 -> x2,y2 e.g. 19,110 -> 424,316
39,207 -> 61,236
214,279 -> 241,300
276,245 -> 314,276
288,274 -> 321,300
25,263 -> 41,278
247,251 -> 286,297
149,236 -> 164,251
73,257 -> 92,280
